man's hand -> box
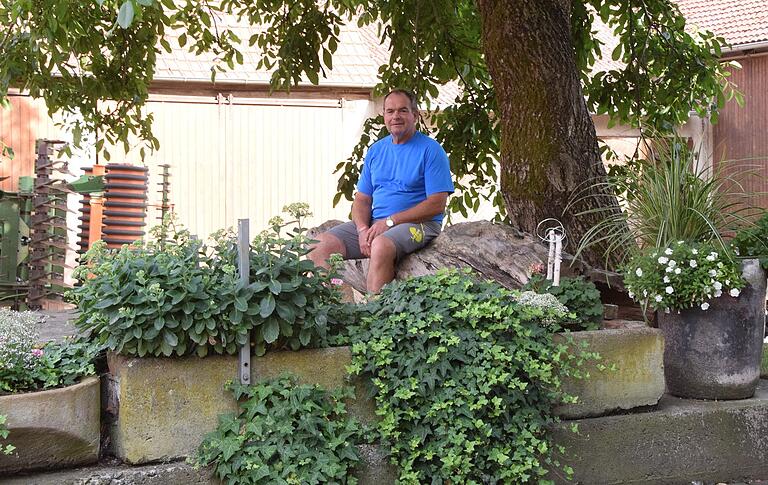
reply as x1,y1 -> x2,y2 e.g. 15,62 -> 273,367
358,228 -> 372,257
364,219 -> 390,251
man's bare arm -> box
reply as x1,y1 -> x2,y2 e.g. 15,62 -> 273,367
388,192 -> 449,225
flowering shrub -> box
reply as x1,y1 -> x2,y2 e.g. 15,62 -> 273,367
0,309 -> 99,395
522,274 -> 604,330
622,241 -> 745,312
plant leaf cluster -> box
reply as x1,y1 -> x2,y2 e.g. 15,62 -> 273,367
523,274 -> 604,331
346,268 -> 594,484
0,415 -> 14,456
731,211 -> 768,270
193,376 -> 367,485
68,207 -> 345,357
1,0 -> 735,220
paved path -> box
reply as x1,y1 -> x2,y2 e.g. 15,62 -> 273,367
37,310 -> 80,343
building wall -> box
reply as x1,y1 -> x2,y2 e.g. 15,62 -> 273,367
713,53 -> 768,210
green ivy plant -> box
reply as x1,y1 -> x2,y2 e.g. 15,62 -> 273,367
345,268 -> 595,484
193,376 -> 367,485
731,211 -> 768,270
523,274 -> 604,331
0,415 -> 15,456
69,205 -> 344,358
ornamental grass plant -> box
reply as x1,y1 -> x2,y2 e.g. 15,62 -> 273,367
574,136 -> 760,265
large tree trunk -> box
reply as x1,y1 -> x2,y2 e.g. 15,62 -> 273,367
476,0 -> 622,268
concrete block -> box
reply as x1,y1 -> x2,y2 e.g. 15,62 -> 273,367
0,376 -> 100,474
550,379 -> 768,484
554,327 -> 665,418
107,347 -> 378,465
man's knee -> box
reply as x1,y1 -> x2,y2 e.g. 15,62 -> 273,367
310,232 -> 346,260
370,236 -> 396,264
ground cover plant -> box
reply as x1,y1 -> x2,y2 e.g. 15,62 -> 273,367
522,274 -> 604,330
731,211 -> 768,269
345,268 -> 595,484
0,415 -> 14,455
193,375 -> 366,484
69,205 -> 346,357
0,309 -> 99,395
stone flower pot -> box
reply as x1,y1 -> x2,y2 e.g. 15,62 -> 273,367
658,259 -> 767,400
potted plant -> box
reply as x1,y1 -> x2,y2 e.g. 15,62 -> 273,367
0,309 -> 101,473
575,136 -> 766,399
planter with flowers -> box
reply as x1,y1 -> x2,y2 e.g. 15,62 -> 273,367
623,242 -> 766,399
0,309 -> 101,474
575,136 -> 767,400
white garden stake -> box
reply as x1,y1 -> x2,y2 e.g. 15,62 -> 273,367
546,229 -> 555,280
553,231 -> 562,287
537,219 -> 567,287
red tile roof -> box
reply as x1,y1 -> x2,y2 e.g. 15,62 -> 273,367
674,0 -> 768,47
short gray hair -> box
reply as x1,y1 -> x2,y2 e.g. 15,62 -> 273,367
384,89 -> 418,113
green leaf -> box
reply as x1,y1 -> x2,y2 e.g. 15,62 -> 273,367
259,294 -> 276,318
262,319 -> 279,343
234,297 -> 248,312
163,331 -> 178,348
117,1 -> 135,29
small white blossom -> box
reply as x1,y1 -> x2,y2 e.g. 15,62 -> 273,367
713,281 -> 723,291
658,256 -> 669,264
689,260 -> 697,268
665,286 -> 674,294
628,291 -> 634,299
725,279 -> 730,285
692,248 -> 699,255
674,268 -> 681,274
734,247 -> 740,255
701,302 -> 710,310
714,289 -> 723,298
655,295 -> 663,302
643,290 -> 648,297
730,288 -> 740,298
710,251 -> 718,258
665,248 -> 674,255
663,276 -> 670,283
664,308 -> 671,314
668,260 -> 677,268
636,268 -> 643,277
706,255 -> 716,262
666,266 -> 674,273
708,269 -> 718,277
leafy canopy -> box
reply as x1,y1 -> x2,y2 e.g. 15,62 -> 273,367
1,0 -> 736,216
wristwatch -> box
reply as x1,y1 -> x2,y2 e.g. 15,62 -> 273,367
385,216 -> 395,228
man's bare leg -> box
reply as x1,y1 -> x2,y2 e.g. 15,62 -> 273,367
368,236 -> 397,293
308,233 -> 346,270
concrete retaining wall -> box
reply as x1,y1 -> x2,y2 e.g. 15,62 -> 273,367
0,376 -> 100,474
555,327 -> 665,418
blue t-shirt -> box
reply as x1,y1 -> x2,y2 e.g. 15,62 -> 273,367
357,132 -> 454,223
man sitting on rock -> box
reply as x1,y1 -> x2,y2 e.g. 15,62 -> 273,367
309,89 -> 454,293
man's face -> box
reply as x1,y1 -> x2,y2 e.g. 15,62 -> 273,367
383,93 -> 417,140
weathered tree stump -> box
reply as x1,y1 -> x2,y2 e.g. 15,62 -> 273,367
309,220 -> 623,295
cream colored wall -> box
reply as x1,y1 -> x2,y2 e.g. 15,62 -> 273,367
100,95 -> 375,239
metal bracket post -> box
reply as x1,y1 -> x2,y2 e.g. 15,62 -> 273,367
237,219 -> 251,385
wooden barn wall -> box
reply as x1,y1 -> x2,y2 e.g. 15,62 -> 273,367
0,95 -> 66,192
714,54 -> 768,211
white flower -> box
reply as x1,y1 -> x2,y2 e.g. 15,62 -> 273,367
636,268 -> 643,277
701,302 -> 710,310
714,289 -> 723,298
725,279 -> 730,285
665,248 -> 673,255
708,269 -> 717,277
663,275 -> 670,283
668,260 -> 677,268
665,286 -> 674,294
692,248 -> 699,255
628,291 -> 634,299
734,247 -> 740,255
655,295 -> 663,302
677,240 -> 684,245
730,288 -> 740,298
666,267 -> 674,273
713,281 -> 723,290
664,308 -> 671,314
710,251 -> 718,258
658,256 -> 669,264
706,255 -> 716,262
674,268 -> 681,274
643,290 -> 648,297
689,260 -> 697,268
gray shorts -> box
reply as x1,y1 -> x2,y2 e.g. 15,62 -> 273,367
327,220 -> 442,261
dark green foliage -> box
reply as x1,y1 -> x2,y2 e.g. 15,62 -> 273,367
346,269 -> 593,484
193,376 -> 367,485
69,208 -> 344,357
523,274 -> 604,331
732,212 -> 768,269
